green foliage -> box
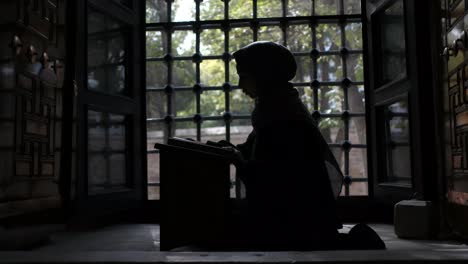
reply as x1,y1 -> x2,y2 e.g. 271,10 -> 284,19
145,0 -> 365,139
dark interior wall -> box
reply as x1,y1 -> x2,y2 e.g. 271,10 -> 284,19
0,0 -> 66,220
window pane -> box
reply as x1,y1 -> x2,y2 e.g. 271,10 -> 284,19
317,86 -> 342,113
317,55 -> 343,81
147,153 -> 160,183
230,27 -> 253,53
344,0 -> 361,14
287,24 -> 312,52
173,60 -> 195,86
377,0 -> 406,86
200,60 -> 225,86
172,30 -> 195,56
200,0 -> 224,20
230,89 -> 254,115
383,100 -> 411,184
316,23 -> 341,51
201,29 -> 224,56
348,85 -> 365,112
146,61 -> 168,88
347,54 -> 363,82
314,0 -> 339,16
319,118 -> 344,143
297,87 -> 314,113
174,90 -> 196,117
148,185 -> 160,200
345,23 -> 363,50
229,60 -> 239,84
350,117 -> 367,145
146,31 -> 165,58
175,121 -> 197,139
230,119 -> 253,146
257,0 -> 281,18
292,56 -> 312,83
288,0 -> 310,16
87,8 -> 127,95
147,122 -> 166,150
230,0 -> 252,19
258,26 -> 283,43
87,110 -> 129,194
172,0 -> 195,22
146,91 -> 167,119
349,148 -> 367,178
201,120 -> 226,142
349,182 -> 368,196
146,0 -> 168,23
201,90 -> 225,116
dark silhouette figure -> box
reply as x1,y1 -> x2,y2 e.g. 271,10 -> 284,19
221,41 -> 385,250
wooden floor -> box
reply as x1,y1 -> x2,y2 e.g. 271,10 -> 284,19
0,224 -> 468,263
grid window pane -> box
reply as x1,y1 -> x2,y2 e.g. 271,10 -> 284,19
200,0 -> 224,20
146,31 -> 165,58
319,118 -> 345,144
287,25 -> 312,52
146,0 -> 366,198
147,153 -> 160,183
146,61 -> 168,88
230,119 -> 253,146
257,0 -> 282,18
297,87 -> 314,113
174,90 -> 196,117
200,60 -> 225,86
172,30 -> 196,56
201,90 -> 225,116
201,120 -> 226,142
345,23 -> 363,50
201,29 -> 224,56
229,0 -> 253,19
344,0 -> 361,15
146,91 -> 167,119
146,0 -> 168,23
172,0 -> 195,22
314,0 -> 339,16
175,121 -> 197,139
317,86 -> 343,113
350,117 -> 367,145
347,54 -> 364,82
147,122 -> 166,150
317,55 -> 343,81
148,186 -> 160,200
349,148 -> 368,178
173,60 -> 196,86
230,27 -> 254,53
258,26 -> 283,43
288,0 -> 311,16
348,85 -> 365,112
317,24 -> 342,51
348,182 -> 368,196
292,56 -> 312,83
230,89 -> 254,115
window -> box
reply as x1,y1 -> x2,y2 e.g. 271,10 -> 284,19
145,0 -> 366,199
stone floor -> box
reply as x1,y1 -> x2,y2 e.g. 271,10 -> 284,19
1,224 -> 468,263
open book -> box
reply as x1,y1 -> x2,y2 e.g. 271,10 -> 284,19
164,137 -> 237,158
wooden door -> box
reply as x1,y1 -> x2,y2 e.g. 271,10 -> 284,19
71,0 -> 146,219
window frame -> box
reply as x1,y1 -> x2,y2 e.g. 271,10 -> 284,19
144,0 -> 369,208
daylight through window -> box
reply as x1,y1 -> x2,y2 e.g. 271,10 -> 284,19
145,0 -> 366,199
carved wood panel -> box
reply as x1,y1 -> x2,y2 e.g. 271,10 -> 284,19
445,1 -> 468,206
0,0 -> 64,214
